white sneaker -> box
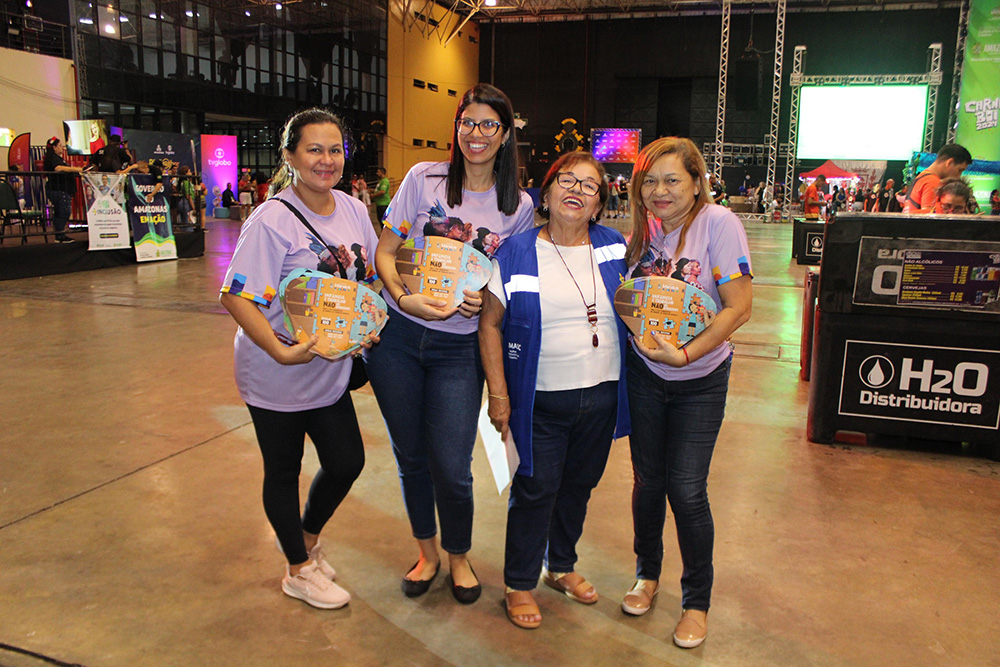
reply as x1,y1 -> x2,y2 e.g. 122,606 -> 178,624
275,536 -> 337,580
281,562 -> 351,609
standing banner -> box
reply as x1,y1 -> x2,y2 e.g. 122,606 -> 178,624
83,173 -> 130,250
127,174 -> 177,262
955,0 -> 1000,204
200,134 -> 238,218
7,132 -> 31,171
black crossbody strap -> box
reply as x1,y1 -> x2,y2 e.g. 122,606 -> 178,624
273,197 -> 347,278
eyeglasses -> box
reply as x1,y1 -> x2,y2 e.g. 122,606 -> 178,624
556,173 -> 601,196
939,201 -> 967,213
456,118 -> 504,136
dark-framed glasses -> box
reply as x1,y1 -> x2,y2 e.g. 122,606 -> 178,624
456,118 -> 504,136
556,172 -> 601,196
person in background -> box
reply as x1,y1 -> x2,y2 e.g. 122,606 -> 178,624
879,179 -> 896,212
479,151 -> 630,630
903,143 -> 973,214
255,171 -> 270,207
621,137 -> 753,650
370,166 -> 391,226
219,108 -> 380,611
990,189 -> 1000,216
606,175 -> 621,219
365,83 -> 535,606
90,134 -> 132,173
238,171 -> 254,220
221,182 -> 238,209
175,165 -> 196,227
935,178 -> 974,214
863,184 -> 879,212
43,136 -> 84,243
803,175 -> 826,219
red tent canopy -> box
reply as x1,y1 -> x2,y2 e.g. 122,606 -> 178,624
799,160 -> 858,180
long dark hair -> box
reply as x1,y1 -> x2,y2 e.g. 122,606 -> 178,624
269,108 -> 346,198
45,137 -> 61,160
446,84 -> 520,215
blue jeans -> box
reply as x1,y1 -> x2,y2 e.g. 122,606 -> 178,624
48,190 -> 73,237
504,381 -> 618,591
626,347 -> 731,611
365,307 -> 484,554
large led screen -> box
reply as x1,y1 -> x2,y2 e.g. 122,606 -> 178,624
796,85 -> 928,161
591,128 -> 642,163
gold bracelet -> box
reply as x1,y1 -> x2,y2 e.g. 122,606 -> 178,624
488,393 -> 509,400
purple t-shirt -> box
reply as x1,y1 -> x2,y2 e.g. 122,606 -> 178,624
628,204 -> 753,381
220,187 -> 380,411
383,161 -> 535,335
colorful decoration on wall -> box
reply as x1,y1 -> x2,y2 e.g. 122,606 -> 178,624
554,118 -> 585,154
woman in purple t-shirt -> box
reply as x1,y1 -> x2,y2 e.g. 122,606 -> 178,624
620,138 -> 753,649
220,109 -> 380,611
366,84 -> 535,604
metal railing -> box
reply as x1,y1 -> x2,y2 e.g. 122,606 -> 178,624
1,170 -> 205,245
0,10 -> 71,59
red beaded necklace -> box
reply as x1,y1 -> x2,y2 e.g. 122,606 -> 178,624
548,227 -> 599,348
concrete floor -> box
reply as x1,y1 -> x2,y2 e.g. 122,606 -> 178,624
1,217 -> 998,667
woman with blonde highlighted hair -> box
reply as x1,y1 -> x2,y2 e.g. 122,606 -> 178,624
620,137 -> 753,649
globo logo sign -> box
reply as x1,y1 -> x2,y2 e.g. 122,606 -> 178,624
208,147 -> 232,167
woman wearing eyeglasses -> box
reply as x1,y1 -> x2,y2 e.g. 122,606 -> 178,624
366,84 -> 535,604
620,137 -> 752,649
479,151 -> 630,629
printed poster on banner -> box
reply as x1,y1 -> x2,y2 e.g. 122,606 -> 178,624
614,276 -> 717,348
852,237 -> 1000,312
127,174 -> 177,262
955,0 -> 1000,201
395,236 -> 493,307
278,269 -> 388,359
200,135 -> 238,218
82,173 -> 130,251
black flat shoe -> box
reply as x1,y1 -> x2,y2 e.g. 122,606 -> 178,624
401,561 -> 439,598
449,564 -> 481,604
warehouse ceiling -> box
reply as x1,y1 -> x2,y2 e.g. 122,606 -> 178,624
432,0 -> 962,23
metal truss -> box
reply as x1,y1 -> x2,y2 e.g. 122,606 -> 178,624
713,0 -> 731,177
783,45 -> 805,221
398,0 -> 482,45
714,0 -> 785,201
924,43 -> 942,151
946,0 -> 970,143
765,0 -> 786,222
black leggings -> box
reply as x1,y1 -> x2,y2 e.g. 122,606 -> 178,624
247,394 -> 365,566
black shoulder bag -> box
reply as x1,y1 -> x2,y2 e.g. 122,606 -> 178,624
273,197 -> 370,391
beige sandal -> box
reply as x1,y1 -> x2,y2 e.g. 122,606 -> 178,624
621,579 -> 659,616
506,590 -> 542,629
541,567 -> 599,605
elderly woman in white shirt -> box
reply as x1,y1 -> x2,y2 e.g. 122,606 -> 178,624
479,151 -> 630,629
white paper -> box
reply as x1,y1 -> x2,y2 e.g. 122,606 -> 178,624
477,402 -> 519,494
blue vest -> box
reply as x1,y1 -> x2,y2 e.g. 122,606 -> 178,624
494,224 -> 632,476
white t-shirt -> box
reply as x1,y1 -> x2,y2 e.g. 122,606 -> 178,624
488,237 -> 620,391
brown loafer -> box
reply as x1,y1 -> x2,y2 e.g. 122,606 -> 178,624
621,579 -> 659,616
541,567 -> 599,605
673,608 -> 708,648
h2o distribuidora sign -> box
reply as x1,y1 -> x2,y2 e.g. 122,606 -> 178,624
838,340 -> 1000,430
